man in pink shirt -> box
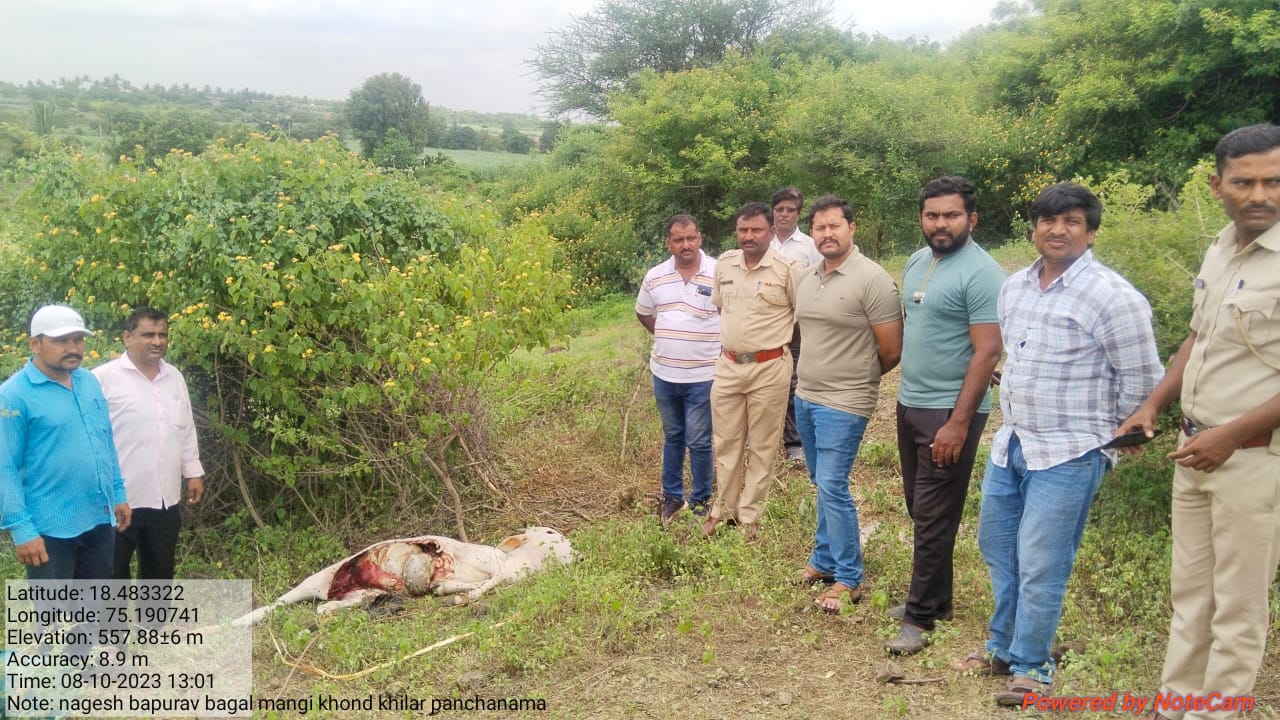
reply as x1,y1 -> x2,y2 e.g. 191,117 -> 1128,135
93,306 -> 204,580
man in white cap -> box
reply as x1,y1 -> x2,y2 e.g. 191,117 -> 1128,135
0,305 -> 130,579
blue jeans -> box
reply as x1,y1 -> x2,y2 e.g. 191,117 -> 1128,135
25,523 -> 116,580
795,397 -> 869,588
978,435 -> 1108,683
653,377 -> 713,505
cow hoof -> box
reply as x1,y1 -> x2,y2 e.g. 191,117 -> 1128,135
367,594 -> 405,618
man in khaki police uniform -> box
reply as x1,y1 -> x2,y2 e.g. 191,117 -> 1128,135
701,201 -> 801,542
1119,122 -> 1280,720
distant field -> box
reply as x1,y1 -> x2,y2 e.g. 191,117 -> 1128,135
428,147 -> 535,170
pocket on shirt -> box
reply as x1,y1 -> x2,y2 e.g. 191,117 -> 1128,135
759,284 -> 789,307
91,398 -> 114,436
1221,290 -> 1276,353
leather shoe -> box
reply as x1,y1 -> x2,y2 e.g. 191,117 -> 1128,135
888,603 -> 953,622
659,497 -> 687,526
885,623 -> 929,655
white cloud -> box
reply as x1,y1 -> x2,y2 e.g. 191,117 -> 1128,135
0,0 -> 996,114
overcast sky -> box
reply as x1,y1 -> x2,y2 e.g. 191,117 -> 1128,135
0,0 -> 1001,116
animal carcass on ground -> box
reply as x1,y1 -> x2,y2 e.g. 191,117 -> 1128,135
233,527 -> 573,626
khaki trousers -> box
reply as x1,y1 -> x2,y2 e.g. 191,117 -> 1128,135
708,352 -> 791,525
1158,439 -> 1280,720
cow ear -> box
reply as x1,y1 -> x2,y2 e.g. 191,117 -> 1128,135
496,535 -> 527,552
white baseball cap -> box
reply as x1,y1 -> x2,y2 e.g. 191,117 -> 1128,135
30,305 -> 90,338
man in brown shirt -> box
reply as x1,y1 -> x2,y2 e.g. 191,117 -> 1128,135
1119,122 -> 1280,720
792,195 -> 902,613
701,202 -> 801,542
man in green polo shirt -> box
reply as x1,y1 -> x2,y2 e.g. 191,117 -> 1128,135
888,176 -> 1004,655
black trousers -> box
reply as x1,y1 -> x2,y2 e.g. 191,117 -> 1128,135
113,505 -> 182,580
781,331 -> 803,451
896,403 -> 987,630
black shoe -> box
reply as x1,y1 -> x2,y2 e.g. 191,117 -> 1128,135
885,624 -> 930,656
888,603 -> 953,622
689,500 -> 710,517
659,496 -> 687,525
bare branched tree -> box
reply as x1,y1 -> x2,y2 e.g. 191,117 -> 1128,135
528,0 -> 833,117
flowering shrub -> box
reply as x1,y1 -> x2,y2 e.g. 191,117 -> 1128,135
0,134 -> 572,533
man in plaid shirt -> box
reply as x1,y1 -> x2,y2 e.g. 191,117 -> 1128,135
957,182 -> 1163,706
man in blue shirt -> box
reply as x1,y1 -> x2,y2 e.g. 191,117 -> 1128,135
0,305 -> 130,579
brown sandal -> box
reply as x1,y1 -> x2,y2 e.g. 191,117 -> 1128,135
951,649 -> 1012,675
790,565 -> 835,586
813,582 -> 861,614
995,676 -> 1052,706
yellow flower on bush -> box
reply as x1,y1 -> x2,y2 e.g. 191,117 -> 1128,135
263,345 -> 275,353
383,379 -> 396,388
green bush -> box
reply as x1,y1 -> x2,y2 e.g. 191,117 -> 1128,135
0,134 -> 573,532
1093,161 -> 1225,358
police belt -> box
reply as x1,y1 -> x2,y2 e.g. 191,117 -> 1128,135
721,347 -> 785,364
1181,417 -> 1271,449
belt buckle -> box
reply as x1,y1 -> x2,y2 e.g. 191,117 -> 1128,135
737,350 -> 756,364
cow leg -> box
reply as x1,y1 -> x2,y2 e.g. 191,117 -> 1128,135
317,589 -> 386,615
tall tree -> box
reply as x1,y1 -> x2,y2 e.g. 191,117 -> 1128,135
343,73 -> 430,157
501,124 -> 535,154
29,99 -> 58,136
956,0 -> 1280,190
529,0 -> 832,117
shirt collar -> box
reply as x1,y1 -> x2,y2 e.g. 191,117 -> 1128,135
119,351 -> 171,379
812,245 -> 861,277
21,359 -> 87,386
732,246 -> 783,268
775,229 -> 804,245
21,359 -> 56,385
1218,220 -> 1280,253
1025,249 -> 1095,288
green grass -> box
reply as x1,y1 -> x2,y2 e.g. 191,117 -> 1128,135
1,295 -> 1275,718
427,147 -> 535,171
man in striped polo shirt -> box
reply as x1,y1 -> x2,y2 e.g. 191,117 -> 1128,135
636,214 -> 721,524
